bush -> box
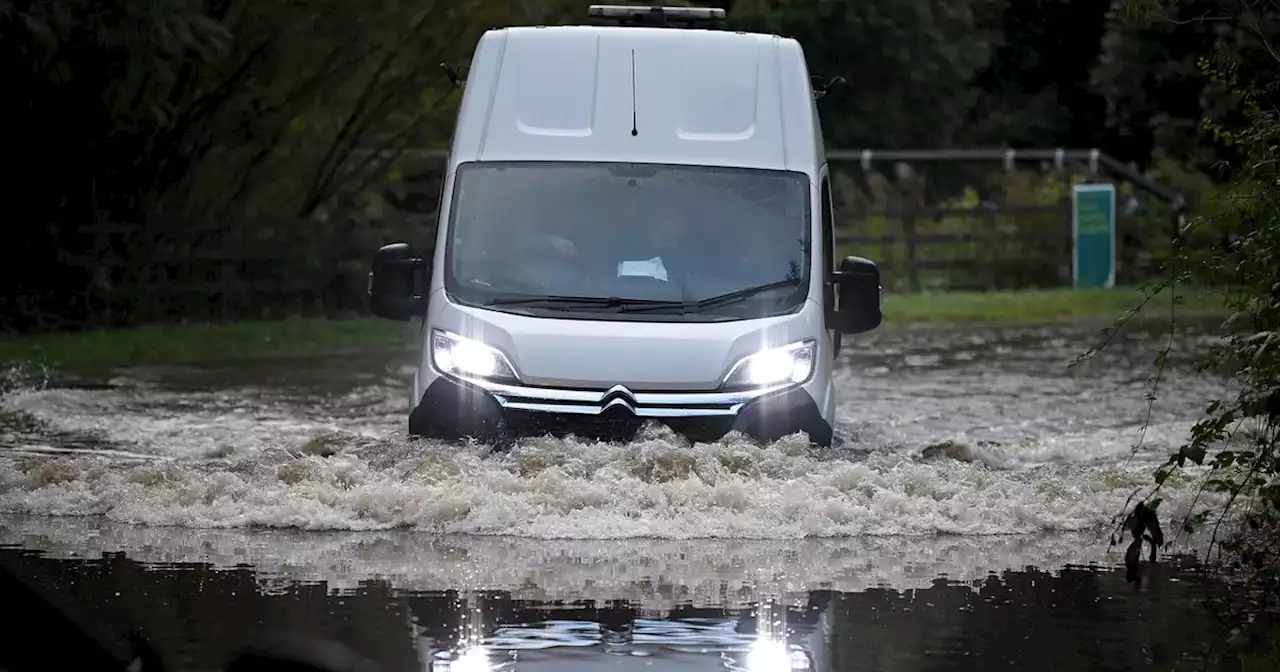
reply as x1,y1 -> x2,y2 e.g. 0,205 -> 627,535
1101,2 -> 1279,664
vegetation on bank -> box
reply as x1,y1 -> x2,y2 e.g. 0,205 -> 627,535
4,0 -> 1269,332
0,318 -> 417,373
1094,1 -> 1278,668
0,287 -> 1228,372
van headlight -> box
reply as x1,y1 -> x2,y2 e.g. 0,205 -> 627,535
722,340 -> 816,391
431,329 -> 518,382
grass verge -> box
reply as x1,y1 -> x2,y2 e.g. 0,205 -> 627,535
0,287 -> 1229,372
885,286 -> 1227,324
0,318 -> 418,373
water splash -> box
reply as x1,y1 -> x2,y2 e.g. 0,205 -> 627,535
0,323 -> 1231,539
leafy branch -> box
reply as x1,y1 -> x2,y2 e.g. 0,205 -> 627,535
1094,0 -> 1279,660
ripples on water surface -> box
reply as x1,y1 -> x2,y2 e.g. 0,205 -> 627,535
0,320 -> 1232,538
0,524 -> 1229,671
0,319 -> 1241,670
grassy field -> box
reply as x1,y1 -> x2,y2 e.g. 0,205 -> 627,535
886,286 -> 1227,323
0,287 -> 1228,372
0,318 -> 419,373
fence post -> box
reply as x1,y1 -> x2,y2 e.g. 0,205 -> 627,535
902,206 -> 920,292
983,208 -> 998,290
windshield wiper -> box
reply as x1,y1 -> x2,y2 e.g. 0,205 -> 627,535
485,294 -> 682,310
486,280 -> 804,314
621,278 -> 806,314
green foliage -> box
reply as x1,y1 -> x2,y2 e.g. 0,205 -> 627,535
728,0 -> 1008,148
1093,0 -> 1279,660
1160,33 -> 1279,539
1091,0 -> 1279,172
966,0 -> 1114,148
0,0 -> 1262,331
2,0 -> 601,223
0,0 -> 591,331
1239,628 -> 1280,672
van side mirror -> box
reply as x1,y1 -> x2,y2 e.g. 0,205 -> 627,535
831,256 -> 882,334
368,242 -> 428,321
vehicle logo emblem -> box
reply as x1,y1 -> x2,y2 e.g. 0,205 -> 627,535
601,385 -> 637,413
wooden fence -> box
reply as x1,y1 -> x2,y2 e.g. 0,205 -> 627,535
59,217 -> 425,323
59,202 -> 1163,324
836,201 -> 1163,292
54,157 -> 1175,324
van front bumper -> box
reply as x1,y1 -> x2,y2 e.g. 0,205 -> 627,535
408,375 -> 833,447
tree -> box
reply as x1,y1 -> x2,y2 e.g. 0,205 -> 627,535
726,0 -> 1008,149
0,0 -> 517,330
1090,0 -> 1279,173
966,0 -> 1114,149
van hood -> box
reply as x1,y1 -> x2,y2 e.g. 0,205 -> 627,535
428,299 -> 820,391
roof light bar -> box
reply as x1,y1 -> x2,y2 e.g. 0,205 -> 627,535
587,5 -> 727,28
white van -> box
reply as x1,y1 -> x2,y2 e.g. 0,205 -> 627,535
368,5 -> 882,448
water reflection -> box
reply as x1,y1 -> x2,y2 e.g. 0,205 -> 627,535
403,593 -> 832,672
411,592 -> 827,671
0,542 -> 1227,672
0,319 -> 1238,671
430,593 -> 511,671
0,515 -> 1124,602
727,600 -> 819,671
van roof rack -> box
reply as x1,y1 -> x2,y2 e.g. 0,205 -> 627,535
587,5 -> 727,29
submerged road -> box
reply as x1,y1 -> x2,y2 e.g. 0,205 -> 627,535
0,318 -> 1236,670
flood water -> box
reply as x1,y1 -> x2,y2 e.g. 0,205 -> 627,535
0,318 -> 1242,670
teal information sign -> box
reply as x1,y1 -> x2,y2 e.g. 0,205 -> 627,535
1072,183 -> 1117,288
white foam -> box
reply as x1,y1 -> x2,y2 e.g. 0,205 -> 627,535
0,420 -> 1227,538
0,324 -> 1232,540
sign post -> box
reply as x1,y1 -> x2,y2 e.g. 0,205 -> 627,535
1072,183 -> 1117,289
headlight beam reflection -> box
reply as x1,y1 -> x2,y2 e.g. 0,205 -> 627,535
430,592 -> 507,672
725,596 -> 812,672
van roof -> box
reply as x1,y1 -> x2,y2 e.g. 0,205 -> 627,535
448,25 -> 824,173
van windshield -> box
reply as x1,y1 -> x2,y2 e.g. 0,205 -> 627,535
443,161 -> 812,320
